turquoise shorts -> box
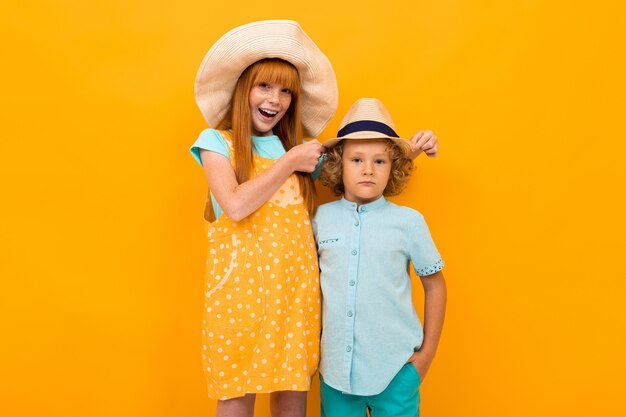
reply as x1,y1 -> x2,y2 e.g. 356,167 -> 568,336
320,363 -> 422,417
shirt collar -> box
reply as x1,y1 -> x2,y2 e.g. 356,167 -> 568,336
252,134 -> 279,143
340,196 -> 388,213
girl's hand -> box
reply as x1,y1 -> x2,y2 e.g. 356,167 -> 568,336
286,140 -> 325,173
408,130 -> 438,159
406,350 -> 433,382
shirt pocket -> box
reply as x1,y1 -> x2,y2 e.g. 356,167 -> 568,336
317,234 -> 344,248
316,234 -> 345,272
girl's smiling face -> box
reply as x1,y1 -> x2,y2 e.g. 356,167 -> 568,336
341,139 -> 392,206
249,82 -> 292,136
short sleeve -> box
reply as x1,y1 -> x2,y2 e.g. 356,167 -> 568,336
190,129 -> 230,166
311,153 -> 326,181
409,214 -> 444,277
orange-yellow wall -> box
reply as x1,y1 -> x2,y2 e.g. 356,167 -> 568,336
2,1 -> 625,416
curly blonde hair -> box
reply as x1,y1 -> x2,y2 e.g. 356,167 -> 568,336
319,139 -> 415,196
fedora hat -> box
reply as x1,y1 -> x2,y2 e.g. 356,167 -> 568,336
195,20 -> 338,138
323,98 -> 411,153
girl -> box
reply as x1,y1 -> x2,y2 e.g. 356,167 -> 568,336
190,20 -> 338,417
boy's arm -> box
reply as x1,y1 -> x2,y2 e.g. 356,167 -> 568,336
407,270 -> 447,381
408,130 -> 439,159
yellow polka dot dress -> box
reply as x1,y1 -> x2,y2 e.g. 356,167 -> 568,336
201,132 -> 321,400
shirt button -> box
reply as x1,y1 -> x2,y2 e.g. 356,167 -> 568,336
351,250 -> 357,256
349,280 -> 355,286
347,311 -> 353,317
354,221 -> 359,226
346,346 -> 352,352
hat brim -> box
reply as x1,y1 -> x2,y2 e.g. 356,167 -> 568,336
195,20 -> 338,138
323,132 -> 412,154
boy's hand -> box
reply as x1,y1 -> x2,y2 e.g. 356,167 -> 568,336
406,350 -> 434,382
408,130 -> 438,159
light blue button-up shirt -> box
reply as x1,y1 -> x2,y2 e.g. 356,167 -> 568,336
312,196 -> 444,395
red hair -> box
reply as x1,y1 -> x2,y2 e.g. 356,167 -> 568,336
217,58 -> 317,215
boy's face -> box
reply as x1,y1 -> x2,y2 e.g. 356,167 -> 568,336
341,139 -> 392,206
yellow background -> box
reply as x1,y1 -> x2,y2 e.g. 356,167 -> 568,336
2,0 -> 625,416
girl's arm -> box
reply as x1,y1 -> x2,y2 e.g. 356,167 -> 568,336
407,270 -> 447,381
200,140 -> 324,221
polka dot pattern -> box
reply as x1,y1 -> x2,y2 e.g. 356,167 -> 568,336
270,175 -> 303,207
201,135 -> 321,400
415,259 -> 444,277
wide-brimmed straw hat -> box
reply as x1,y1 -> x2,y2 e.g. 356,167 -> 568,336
323,98 -> 411,153
195,20 -> 338,138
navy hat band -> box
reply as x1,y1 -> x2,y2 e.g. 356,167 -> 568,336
337,120 -> 399,138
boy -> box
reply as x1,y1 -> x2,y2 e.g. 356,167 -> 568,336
313,98 -> 447,417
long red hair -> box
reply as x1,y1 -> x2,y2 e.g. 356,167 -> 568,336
217,58 -> 317,215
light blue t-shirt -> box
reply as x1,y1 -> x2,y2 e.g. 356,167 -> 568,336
190,128 -> 323,219
312,196 -> 444,396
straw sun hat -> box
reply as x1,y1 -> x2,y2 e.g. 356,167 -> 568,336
195,20 -> 338,138
322,98 -> 411,153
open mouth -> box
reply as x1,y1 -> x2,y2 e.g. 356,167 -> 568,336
258,108 -> 278,118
